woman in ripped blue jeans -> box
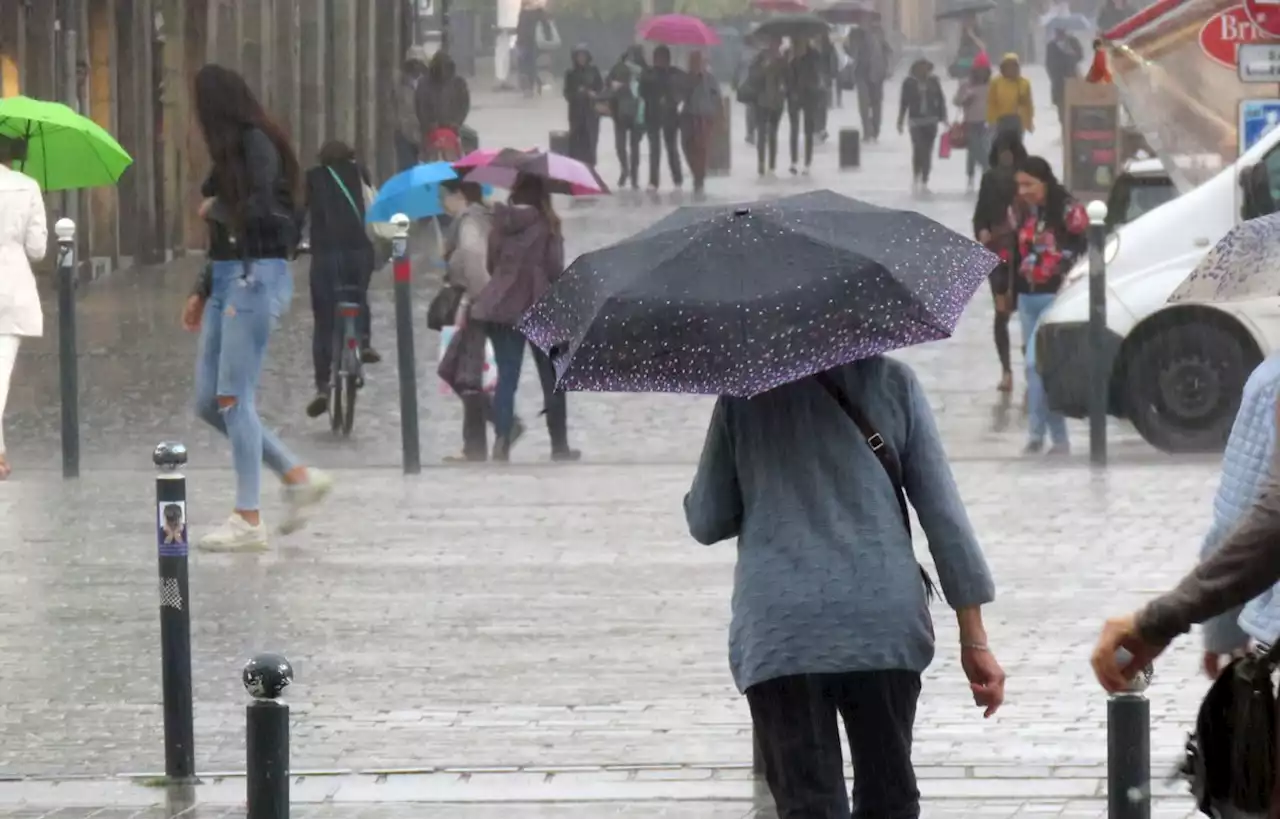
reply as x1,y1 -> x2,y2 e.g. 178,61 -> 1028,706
181,64 -> 331,552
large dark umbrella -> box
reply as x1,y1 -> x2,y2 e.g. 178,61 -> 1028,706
753,12 -> 831,41
518,190 -> 998,397
819,0 -> 881,25
935,0 -> 996,19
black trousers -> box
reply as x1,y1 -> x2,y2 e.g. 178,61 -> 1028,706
909,125 -> 938,183
310,248 -> 373,393
756,107 -> 783,173
531,343 -> 569,452
990,271 -> 1013,374
856,78 -> 884,139
647,119 -> 683,188
788,97 -> 819,168
747,671 -> 922,819
614,117 -> 643,186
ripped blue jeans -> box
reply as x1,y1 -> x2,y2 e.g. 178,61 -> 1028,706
195,259 -> 301,510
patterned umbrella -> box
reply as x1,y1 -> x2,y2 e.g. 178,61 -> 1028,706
463,149 -> 609,196
519,190 -> 998,396
637,14 -> 721,46
1168,214 -> 1280,304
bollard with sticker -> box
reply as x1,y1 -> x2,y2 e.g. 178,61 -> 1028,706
154,441 -> 195,783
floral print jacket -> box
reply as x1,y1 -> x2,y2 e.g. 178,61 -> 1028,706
1010,199 -> 1089,294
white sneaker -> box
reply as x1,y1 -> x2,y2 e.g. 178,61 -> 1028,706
279,468 -> 334,535
198,514 -> 269,553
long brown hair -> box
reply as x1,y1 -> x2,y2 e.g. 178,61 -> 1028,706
194,64 -> 300,229
510,172 -> 560,237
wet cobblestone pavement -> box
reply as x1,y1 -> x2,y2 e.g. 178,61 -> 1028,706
0,70 -> 1218,816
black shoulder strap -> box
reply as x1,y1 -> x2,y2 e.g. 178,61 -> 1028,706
814,370 -> 910,534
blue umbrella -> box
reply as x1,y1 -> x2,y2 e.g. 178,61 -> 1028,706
366,161 -> 458,223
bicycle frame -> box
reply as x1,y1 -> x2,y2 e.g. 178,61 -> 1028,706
335,301 -> 362,383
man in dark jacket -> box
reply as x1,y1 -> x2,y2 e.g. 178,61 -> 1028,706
639,45 -> 687,193
606,46 -> 647,189
1044,28 -> 1084,128
415,51 -> 471,161
786,38 -> 825,174
744,38 -> 788,177
848,22 -> 891,142
563,44 -> 603,169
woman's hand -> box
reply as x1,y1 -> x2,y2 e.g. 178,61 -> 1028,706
198,197 -> 216,219
182,295 -> 205,333
961,645 -> 1006,717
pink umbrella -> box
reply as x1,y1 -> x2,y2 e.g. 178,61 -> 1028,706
463,149 -> 609,197
637,14 -> 721,46
453,147 -> 535,170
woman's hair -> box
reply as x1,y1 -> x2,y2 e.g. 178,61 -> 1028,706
317,140 -> 355,167
194,63 -> 301,227
440,178 -> 485,205
510,172 -> 560,236
0,135 -> 28,165
1017,155 -> 1072,227
987,129 -> 1027,169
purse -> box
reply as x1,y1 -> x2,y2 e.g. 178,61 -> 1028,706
938,130 -> 952,159
1179,641 -> 1280,816
948,121 -> 968,150
426,285 -> 464,332
814,370 -> 937,600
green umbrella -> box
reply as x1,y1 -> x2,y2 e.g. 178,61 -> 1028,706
0,95 -> 132,191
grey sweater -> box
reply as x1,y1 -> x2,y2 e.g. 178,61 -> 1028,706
684,357 -> 996,692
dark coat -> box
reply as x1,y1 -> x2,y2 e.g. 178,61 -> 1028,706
640,65 -> 687,127
415,64 -> 471,134
1045,36 -> 1084,106
472,203 -> 565,326
304,161 -> 373,255
898,74 -> 946,127
564,49 -> 604,166
202,126 -> 300,262
787,49 -> 826,105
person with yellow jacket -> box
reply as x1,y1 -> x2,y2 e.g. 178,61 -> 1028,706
987,53 -> 1034,138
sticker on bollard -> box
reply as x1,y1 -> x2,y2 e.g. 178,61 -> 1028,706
154,442 -> 195,783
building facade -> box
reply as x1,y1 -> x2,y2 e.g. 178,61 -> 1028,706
0,0 -> 412,273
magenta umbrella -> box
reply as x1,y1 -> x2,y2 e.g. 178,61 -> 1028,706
463,149 -> 609,197
637,14 -> 721,46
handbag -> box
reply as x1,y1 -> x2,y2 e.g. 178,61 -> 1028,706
437,321 -> 496,395
938,130 -> 952,159
814,370 -> 937,600
948,121 -> 968,150
1179,641 -> 1280,816
426,285 -> 465,332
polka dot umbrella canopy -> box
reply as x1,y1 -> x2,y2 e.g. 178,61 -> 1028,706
518,189 -> 999,397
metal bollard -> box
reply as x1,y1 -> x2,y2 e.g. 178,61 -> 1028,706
1108,652 -> 1152,819
56,218 -> 79,478
390,214 -> 421,475
244,653 -> 293,819
154,441 -> 195,782
1086,200 -> 1109,468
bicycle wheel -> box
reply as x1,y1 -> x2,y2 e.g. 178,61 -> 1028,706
328,376 -> 345,435
341,374 -> 358,437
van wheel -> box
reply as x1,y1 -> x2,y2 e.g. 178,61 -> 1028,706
1122,322 -> 1254,454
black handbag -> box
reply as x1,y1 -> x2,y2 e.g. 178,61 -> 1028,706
426,285 -> 464,332
1179,641 -> 1280,815
815,370 -> 937,600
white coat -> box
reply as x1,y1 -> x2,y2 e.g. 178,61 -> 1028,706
0,164 -> 47,337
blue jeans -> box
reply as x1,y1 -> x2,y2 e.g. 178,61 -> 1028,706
1018,291 -> 1068,447
195,259 -> 301,510
487,323 -> 527,440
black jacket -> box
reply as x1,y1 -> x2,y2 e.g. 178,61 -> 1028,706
897,75 -> 946,127
202,126 -> 300,263
787,50 -> 826,104
640,65 -> 687,126
304,161 -> 374,255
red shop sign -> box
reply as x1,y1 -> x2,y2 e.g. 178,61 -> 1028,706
1245,0 -> 1280,37
1200,5 -> 1278,68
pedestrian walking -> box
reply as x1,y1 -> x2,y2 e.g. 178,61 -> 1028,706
1011,156 -> 1086,455
0,135 -> 47,481
973,130 -> 1027,394
987,53 -> 1034,139
815,31 -> 839,139
472,173 -> 579,462
605,46 -> 647,190
415,51 -> 471,163
437,179 -> 507,462
1045,27 -> 1084,129
897,59 -> 947,193
183,64 -> 331,552
640,45 -> 687,193
786,38 -> 824,175
395,47 -> 429,171
563,44 -> 603,170
680,51 -> 721,200
685,357 -> 1005,819
954,53 -> 992,192
848,22 -> 891,141
734,36 -> 761,145
515,0 -> 550,97
949,14 -> 988,79
302,140 -> 380,421
743,37 -> 789,177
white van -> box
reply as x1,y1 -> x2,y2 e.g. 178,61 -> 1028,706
1036,128 -> 1280,453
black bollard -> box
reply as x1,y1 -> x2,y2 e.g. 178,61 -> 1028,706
154,441 -> 195,782
838,129 -> 861,169
56,218 -> 79,478
1087,201 -> 1109,467
390,214 -> 421,475
1107,652 -> 1152,819
244,653 -> 293,819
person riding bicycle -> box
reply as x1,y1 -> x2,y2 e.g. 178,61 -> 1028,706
303,140 -> 381,419
416,51 -> 471,162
